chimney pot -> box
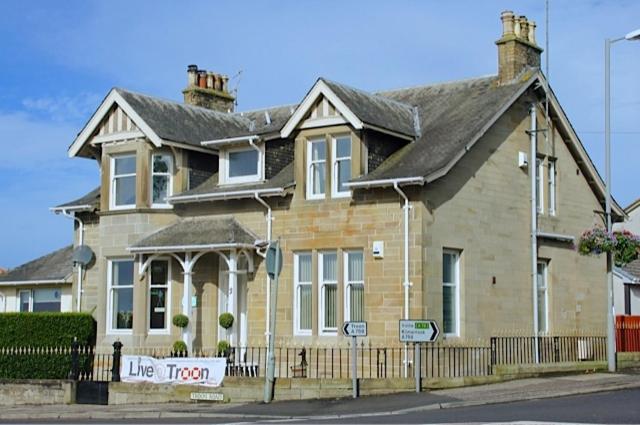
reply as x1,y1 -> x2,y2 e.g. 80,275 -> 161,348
222,75 -> 229,93
206,73 -> 214,90
519,16 -> 530,41
528,20 -> 537,44
187,65 -> 198,87
197,71 -> 207,88
214,74 -> 222,91
500,10 -> 515,36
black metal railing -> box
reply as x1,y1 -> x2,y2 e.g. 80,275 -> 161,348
490,336 -> 607,365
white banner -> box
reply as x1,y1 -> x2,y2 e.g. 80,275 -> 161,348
121,356 -> 226,387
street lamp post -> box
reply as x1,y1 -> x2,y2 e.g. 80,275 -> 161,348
604,28 -> 640,373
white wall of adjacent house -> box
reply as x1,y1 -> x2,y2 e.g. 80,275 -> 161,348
614,206 -> 640,234
614,275 -> 640,316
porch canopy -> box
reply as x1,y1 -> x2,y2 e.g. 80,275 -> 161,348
128,216 -> 265,350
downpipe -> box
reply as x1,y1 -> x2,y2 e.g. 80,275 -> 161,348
60,210 -> 84,312
393,182 -> 411,378
255,193 -> 273,346
529,103 -> 540,363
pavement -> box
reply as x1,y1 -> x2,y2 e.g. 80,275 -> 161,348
1,371 -> 639,422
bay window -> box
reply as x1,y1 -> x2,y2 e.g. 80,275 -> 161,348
319,251 -> 338,334
331,136 -> 351,197
151,154 -> 173,206
108,259 -> 134,332
149,260 -> 170,332
307,139 -> 326,199
111,154 -> 136,209
294,252 -> 312,335
344,250 -> 364,321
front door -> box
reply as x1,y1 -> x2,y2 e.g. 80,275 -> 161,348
218,258 -> 248,348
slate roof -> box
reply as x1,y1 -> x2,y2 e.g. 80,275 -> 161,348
351,74 -> 531,182
621,259 -> 640,282
237,104 -> 297,137
54,187 -> 100,210
322,79 -> 417,138
0,245 -> 73,284
171,162 -> 294,202
129,217 -> 261,251
116,88 -> 253,146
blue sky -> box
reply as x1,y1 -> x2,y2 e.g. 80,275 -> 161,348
1,0 -> 639,268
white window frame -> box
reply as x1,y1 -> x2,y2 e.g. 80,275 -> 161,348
331,135 -> 352,198
318,251 -> 338,335
343,250 -> 364,322
548,159 -> 556,216
107,258 -> 135,335
110,154 -> 136,210
306,138 -> 327,200
221,144 -> 264,185
537,261 -> 549,334
442,249 -> 461,337
293,252 -> 313,336
147,259 -> 171,334
536,157 -> 544,214
150,153 -> 173,208
18,289 -> 32,312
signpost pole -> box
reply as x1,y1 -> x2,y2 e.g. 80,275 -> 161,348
264,239 -> 281,403
414,342 -> 421,393
351,336 -> 357,398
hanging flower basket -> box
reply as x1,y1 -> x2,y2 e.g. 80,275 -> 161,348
577,228 -> 640,267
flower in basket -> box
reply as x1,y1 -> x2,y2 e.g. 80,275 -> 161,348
578,227 -> 640,267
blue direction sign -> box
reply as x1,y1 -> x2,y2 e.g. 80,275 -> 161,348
399,320 -> 439,342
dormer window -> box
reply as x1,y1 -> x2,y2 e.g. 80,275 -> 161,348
307,139 -> 326,199
222,145 -> 263,184
111,154 -> 136,209
151,153 -> 173,207
331,135 -> 351,198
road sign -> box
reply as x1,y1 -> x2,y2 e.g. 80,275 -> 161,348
399,320 -> 439,343
342,321 -> 367,337
265,241 -> 283,280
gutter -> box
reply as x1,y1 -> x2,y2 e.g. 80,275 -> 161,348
201,135 -> 260,147
169,187 -> 286,204
127,242 -> 257,254
50,207 -> 89,312
536,231 -> 575,244
0,279 -> 71,287
345,176 -> 424,189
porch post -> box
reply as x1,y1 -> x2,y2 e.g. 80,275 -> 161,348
228,250 -> 238,347
182,252 -> 194,352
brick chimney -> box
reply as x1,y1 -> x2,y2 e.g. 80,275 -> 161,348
495,11 -> 543,84
182,65 -> 235,112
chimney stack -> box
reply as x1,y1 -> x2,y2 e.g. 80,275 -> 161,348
182,64 -> 235,112
495,11 -> 543,84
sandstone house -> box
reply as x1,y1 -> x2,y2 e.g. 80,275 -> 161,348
0,11 -> 624,353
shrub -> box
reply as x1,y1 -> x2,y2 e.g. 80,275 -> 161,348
0,313 -> 96,347
172,340 -> 187,353
217,340 -> 230,356
218,313 -> 234,330
172,314 -> 189,328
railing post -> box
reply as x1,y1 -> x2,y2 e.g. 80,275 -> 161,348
490,337 -> 496,367
69,337 -> 80,380
112,340 -> 123,382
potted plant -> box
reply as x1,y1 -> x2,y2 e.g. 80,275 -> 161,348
172,340 -> 187,357
172,313 -> 189,328
218,312 -> 234,330
217,340 -> 231,357
578,228 -> 640,266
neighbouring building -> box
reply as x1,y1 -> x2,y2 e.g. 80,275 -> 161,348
42,10 -> 624,352
0,246 -> 74,313
614,200 -> 640,315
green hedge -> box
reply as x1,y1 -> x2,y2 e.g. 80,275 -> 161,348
0,350 -> 94,380
0,313 -> 96,347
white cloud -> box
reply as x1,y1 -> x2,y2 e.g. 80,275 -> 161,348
22,92 -> 101,122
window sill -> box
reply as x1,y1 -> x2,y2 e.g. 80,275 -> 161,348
107,329 -> 133,336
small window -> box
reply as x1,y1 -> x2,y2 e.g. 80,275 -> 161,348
294,253 -> 313,335
18,290 -> 31,312
332,136 -> 352,198
307,139 -> 327,199
111,155 -> 136,209
442,250 -> 460,336
548,159 -> 556,216
536,158 -> 544,214
149,260 -> 170,332
33,288 -> 61,312
537,261 -> 549,333
344,250 -> 364,321
151,154 -> 173,206
319,251 -> 338,334
225,147 -> 261,184
108,260 -> 134,332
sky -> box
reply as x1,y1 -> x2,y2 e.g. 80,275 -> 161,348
0,0 -> 639,268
